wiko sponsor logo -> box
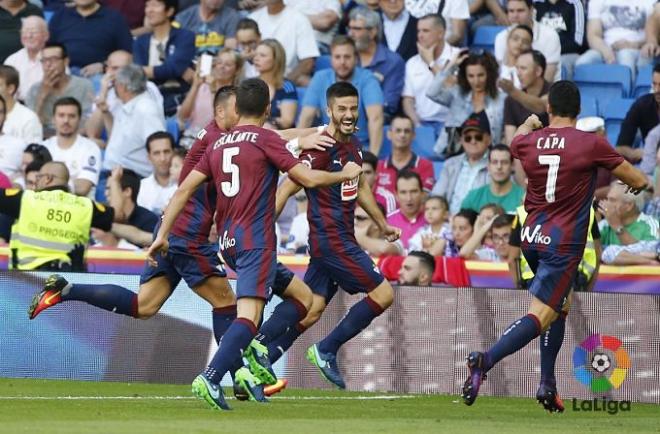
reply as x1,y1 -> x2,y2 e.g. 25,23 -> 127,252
521,225 -> 552,245
219,230 -> 236,251
572,333 -> 632,415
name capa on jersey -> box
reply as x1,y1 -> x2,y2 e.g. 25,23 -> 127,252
214,131 -> 259,149
537,134 -> 565,150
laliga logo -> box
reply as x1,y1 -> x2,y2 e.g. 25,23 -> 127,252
219,230 -> 236,251
572,333 -> 631,414
520,225 -> 551,245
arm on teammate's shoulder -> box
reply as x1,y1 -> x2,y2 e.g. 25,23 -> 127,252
0,188 -> 24,219
275,176 -> 303,218
287,161 -> 361,189
611,160 -> 649,193
110,223 -> 153,247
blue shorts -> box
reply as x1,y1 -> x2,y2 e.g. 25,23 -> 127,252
140,234 -> 226,289
304,246 -> 384,303
221,249 -> 276,300
522,247 -> 581,313
273,262 -> 295,296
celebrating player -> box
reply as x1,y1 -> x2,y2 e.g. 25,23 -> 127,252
461,81 -> 648,412
247,82 -> 401,390
147,78 -> 361,411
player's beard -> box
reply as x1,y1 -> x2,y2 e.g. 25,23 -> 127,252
331,112 -> 357,140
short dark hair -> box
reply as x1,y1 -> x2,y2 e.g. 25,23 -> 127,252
237,17 -> 260,36
0,65 -> 19,96
425,195 -> 448,210
120,169 -> 141,204
519,49 -> 546,76
548,80 -> 581,118
173,147 -> 187,159
146,131 -> 175,153
390,114 -> 414,129
396,170 -> 422,191
408,250 -> 436,278
43,42 -> 68,58
653,63 -> 660,75
361,150 -> 378,170
455,209 -> 478,227
213,84 -> 237,109
25,160 -> 45,175
152,0 -> 178,16
492,214 -> 515,230
330,34 -> 357,53
24,143 -> 52,164
488,144 -> 513,162
53,96 -> 81,116
511,24 -> 533,41
418,13 -> 446,30
326,81 -> 359,106
479,203 -> 505,216
508,0 -> 533,7
236,78 -> 270,117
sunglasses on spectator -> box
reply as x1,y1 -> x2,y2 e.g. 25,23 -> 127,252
463,133 -> 484,142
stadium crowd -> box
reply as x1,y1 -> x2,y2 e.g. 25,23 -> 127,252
0,0 -> 659,279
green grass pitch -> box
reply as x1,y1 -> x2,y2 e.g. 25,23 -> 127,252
0,378 -> 658,433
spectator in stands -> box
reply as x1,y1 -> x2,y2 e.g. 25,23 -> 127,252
404,0 -> 469,46
427,50 -> 505,157
469,0 -> 509,32
402,14 -> 460,140
254,39 -> 297,130
25,43 -> 95,137
432,112 -> 491,214
398,250 -> 435,286
408,195 -> 450,255
598,180 -> 659,247
134,0 -> 196,117
534,0 -> 586,80
444,208 -> 478,257
19,143 -> 51,188
348,7 -> 404,120
576,0 -> 656,79
175,0 -> 241,55
375,114 -> 435,195
3,15 -> 48,100
499,24 -> 533,89
249,0 -> 319,86
641,124 -> 660,182
616,63 -> 660,163
500,50 -> 550,145
86,50 -> 164,141
379,0 -> 418,61
137,131 -> 176,215
355,203 -> 403,256
494,0 -> 561,82
169,146 -> 186,184
387,170 -> 427,250
601,240 -> 660,265
473,202 -> 505,246
0,94 -> 26,181
104,0 -> 148,36
284,189 -> 309,253
178,47 -> 242,142
235,17 -> 261,79
362,150 -> 397,215
23,160 -> 42,190
100,64 -> 166,201
459,209 -> 512,261
42,97 -> 101,198
287,0 -> 342,55
461,144 -> 525,213
576,116 -> 612,200
0,65 -> 43,143
48,0 -> 133,78
0,0 -> 43,63
299,35 -> 384,155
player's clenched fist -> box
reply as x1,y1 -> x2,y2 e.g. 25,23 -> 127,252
524,114 -> 543,130
146,236 -> 169,267
383,225 -> 402,242
342,161 -> 362,181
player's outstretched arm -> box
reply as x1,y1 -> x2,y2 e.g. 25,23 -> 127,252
287,161 -> 362,188
146,170 -> 207,266
275,176 -> 303,219
611,161 -> 649,194
357,176 -> 401,242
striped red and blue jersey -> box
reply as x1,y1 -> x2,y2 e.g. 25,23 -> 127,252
511,127 -> 624,254
171,121 -> 223,243
194,125 -> 299,256
299,134 -> 362,258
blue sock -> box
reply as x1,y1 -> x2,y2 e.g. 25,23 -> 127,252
318,297 -> 384,356
257,298 -> 307,346
485,314 -> 542,371
540,312 -> 566,386
212,305 -> 237,344
204,318 -> 257,384
62,283 -> 137,317
267,323 -> 307,364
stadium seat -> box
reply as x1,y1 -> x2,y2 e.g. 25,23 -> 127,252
561,64 -> 568,80
166,116 -> 179,141
602,98 -> 635,146
578,96 -> 598,119
471,26 -> 505,54
573,65 -> 632,107
411,126 -> 437,159
295,86 -> 306,122
432,161 -> 444,179
44,11 -> 54,23
632,64 -> 653,98
314,55 -> 332,73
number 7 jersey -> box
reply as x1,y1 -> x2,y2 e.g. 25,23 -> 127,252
510,127 -> 623,253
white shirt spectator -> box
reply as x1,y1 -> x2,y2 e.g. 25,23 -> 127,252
285,0 -> 342,47
494,21 -> 562,82
499,63 -> 522,89
383,8 -> 410,52
43,134 -> 102,196
404,0 -> 469,42
285,212 -> 310,251
244,61 -> 258,79
137,174 -> 177,216
4,48 -> 42,100
103,92 -> 166,177
249,5 -> 320,74
103,81 -> 164,119
408,223 -> 450,253
3,102 -> 43,143
588,0 -> 656,46
0,134 -> 26,180
402,43 -> 461,123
